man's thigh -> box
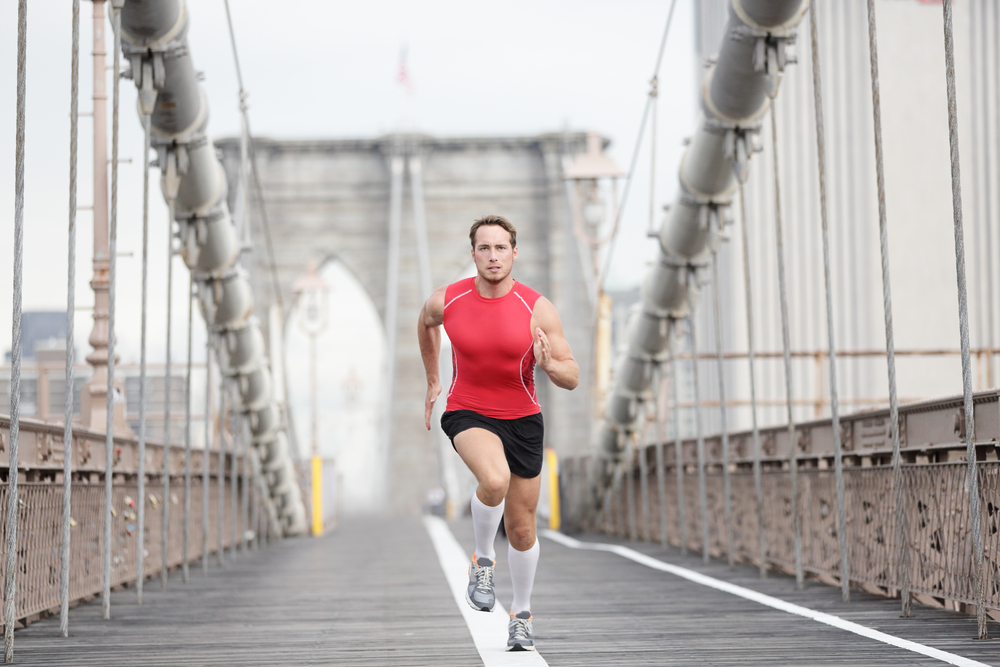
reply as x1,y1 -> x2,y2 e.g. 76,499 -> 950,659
453,427 -> 510,486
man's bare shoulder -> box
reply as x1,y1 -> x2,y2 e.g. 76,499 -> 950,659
421,285 -> 448,326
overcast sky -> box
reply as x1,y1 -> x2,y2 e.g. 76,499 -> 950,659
0,0 -> 698,365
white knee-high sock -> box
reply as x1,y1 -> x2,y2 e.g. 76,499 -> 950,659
471,494 -> 504,563
508,538 -> 540,615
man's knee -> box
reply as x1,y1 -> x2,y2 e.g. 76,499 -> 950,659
507,522 -> 535,550
478,473 -> 509,505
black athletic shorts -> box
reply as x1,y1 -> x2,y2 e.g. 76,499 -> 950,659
440,410 -> 545,479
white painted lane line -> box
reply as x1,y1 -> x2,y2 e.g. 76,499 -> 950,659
541,530 -> 993,667
424,515 -> 548,667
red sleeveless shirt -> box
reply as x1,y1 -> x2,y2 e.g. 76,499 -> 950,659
443,277 -> 542,419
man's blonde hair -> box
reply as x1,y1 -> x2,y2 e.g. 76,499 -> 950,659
469,215 -> 517,248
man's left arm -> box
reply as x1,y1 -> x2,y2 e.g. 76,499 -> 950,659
531,297 -> 579,391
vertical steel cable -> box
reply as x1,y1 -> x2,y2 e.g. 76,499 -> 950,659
968,0 -> 985,358
6,1 -> 27,658
687,300 -> 709,563
941,0 -> 988,640
981,0 -> 996,384
638,430 -> 650,541
865,0 -> 908,617
202,329 -> 211,573
161,211 -> 174,590
769,106 -> 803,587
651,363 -> 669,549
60,0 -> 81,639
135,112 -> 151,605
625,436 -> 637,540
710,251 -> 734,568
648,77 -> 658,236
738,183 -> 767,579
182,276 -> 193,582
103,1 -> 122,621
217,382 -> 226,566
240,418 -> 249,552
668,343 -> 687,553
230,415 -> 238,556
809,2 -> 850,602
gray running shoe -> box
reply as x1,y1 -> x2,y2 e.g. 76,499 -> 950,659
465,555 -> 496,612
507,611 -> 534,651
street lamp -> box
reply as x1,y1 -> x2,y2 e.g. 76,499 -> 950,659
564,131 -> 624,418
292,259 -> 330,536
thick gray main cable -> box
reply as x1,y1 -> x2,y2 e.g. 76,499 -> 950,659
161,205 -> 174,590
940,0 -> 988,640
668,343 -> 686,554
6,1 -> 27,659
769,106 -> 803,588
737,183 -> 766,579
136,113 -> 151,605
103,2 -> 122,622
808,2 -> 850,602
864,0 -> 909,618
182,275 -> 193,582
710,251 -> 734,568
60,0 -> 81,639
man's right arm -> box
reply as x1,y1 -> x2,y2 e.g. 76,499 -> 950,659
418,285 -> 447,430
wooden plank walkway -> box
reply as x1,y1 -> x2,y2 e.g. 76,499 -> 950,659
9,516 -> 998,666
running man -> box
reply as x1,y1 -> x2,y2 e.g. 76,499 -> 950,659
418,214 -> 579,652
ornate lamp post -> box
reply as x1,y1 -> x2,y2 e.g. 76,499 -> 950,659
292,260 -> 330,536
564,131 -> 623,416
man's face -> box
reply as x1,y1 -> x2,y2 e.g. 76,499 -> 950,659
472,224 -> 517,284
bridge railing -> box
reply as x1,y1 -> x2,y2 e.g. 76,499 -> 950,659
0,415 -> 271,628
565,390 -> 1000,617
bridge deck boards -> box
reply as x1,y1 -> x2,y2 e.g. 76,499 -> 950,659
10,516 -> 998,666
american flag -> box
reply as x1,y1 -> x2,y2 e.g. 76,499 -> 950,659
397,46 -> 414,93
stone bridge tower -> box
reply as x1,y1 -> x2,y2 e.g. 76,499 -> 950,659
218,131 -> 600,512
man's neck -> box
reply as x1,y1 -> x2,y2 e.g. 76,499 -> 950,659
475,275 -> 514,299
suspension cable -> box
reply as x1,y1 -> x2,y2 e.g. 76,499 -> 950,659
599,0 -> 680,291
864,0 -> 908,618
980,0 -> 995,388
6,1 -> 27,658
60,0 -> 81,639
710,250 -> 734,568
161,202 -> 174,590
738,182 -> 767,579
217,381 -> 227,566
182,275 -> 193,582
637,429 -> 650,541
136,112 -> 151,605
686,293 -> 710,563
808,2 -> 850,602
650,363 -> 669,549
241,417 -> 250,552
668,342 -> 687,554
222,0 -> 283,307
230,409 -> 239,557
202,328 -> 211,573
769,105 -> 803,588
940,0 -> 988,640
103,0 -> 122,621
625,432 -> 637,541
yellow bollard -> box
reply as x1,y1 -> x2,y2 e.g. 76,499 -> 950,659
545,448 -> 560,531
311,456 -> 323,536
